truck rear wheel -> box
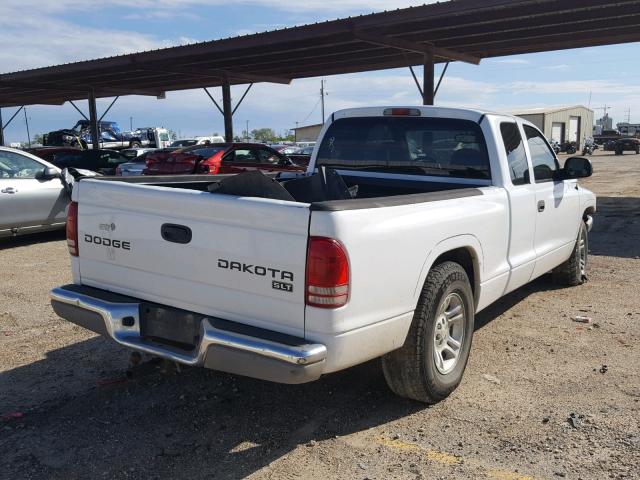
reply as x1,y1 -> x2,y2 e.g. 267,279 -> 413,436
129,141 -> 142,148
552,222 -> 588,286
382,261 -> 474,404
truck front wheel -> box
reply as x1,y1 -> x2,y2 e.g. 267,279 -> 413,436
552,221 -> 588,286
382,261 -> 474,404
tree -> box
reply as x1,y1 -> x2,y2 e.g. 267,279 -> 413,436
33,133 -> 44,146
167,129 -> 178,141
251,128 -> 276,143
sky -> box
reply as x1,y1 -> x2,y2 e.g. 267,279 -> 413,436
1,0 -> 639,144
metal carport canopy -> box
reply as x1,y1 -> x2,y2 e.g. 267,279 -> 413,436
1,0 -> 640,141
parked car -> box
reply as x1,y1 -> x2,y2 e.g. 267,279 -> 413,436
287,145 -> 314,167
116,151 -> 155,177
121,148 -> 156,160
170,136 -> 225,147
143,143 -> 304,175
0,147 -> 68,238
269,144 -> 299,155
49,149 -> 130,176
614,137 -> 640,155
603,139 -> 617,151
50,106 -> 595,404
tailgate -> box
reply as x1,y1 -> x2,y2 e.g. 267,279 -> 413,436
75,179 -> 310,336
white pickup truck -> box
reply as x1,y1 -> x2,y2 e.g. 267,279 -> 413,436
50,107 -> 596,403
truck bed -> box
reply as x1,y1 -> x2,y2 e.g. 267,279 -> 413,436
92,172 -> 484,208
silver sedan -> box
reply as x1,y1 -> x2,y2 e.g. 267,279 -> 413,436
0,147 -> 68,238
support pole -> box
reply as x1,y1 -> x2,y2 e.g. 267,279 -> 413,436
320,79 -> 326,123
203,88 -> 224,115
232,83 -> 253,115
98,96 -> 119,123
69,101 -> 89,121
222,79 -> 233,142
434,61 -> 450,98
0,108 -> 4,146
23,106 -> 31,147
423,47 -> 435,106
88,88 -> 100,150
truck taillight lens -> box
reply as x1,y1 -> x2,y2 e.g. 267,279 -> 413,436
66,201 -> 79,257
306,237 -> 349,308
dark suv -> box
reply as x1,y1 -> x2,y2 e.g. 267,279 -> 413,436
614,138 -> 640,155
48,149 -> 129,175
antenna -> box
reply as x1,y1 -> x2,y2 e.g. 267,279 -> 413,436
593,105 -> 611,115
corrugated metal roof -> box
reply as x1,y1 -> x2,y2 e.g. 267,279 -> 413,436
1,0 -> 640,107
511,105 -> 594,115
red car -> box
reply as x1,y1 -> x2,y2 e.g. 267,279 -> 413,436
143,143 -> 304,175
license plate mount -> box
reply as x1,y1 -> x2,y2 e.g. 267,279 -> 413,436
139,303 -> 203,351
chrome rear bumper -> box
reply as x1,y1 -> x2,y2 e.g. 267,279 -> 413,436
50,285 -> 326,384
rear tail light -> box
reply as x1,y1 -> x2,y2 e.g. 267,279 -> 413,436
66,201 -> 79,257
306,237 -> 350,308
196,161 -> 219,174
115,165 -> 122,176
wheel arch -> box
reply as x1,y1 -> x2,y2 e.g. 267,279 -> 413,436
583,205 -> 595,218
414,235 -> 483,308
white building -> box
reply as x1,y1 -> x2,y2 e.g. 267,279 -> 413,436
616,123 -> 640,136
293,123 -> 323,143
511,105 -> 594,149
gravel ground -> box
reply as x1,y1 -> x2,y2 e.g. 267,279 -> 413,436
1,149 -> 639,480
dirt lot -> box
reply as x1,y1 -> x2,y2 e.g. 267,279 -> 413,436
1,150 -> 639,480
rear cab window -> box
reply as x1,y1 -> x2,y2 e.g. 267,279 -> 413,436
316,116 -> 491,180
500,123 -> 530,185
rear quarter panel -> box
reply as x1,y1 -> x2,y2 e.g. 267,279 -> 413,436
306,187 -> 510,339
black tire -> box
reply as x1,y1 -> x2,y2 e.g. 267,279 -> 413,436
129,141 -> 142,148
552,222 -> 588,286
382,261 -> 474,404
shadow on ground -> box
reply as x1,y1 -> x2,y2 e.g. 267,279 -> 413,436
0,274 -> 568,480
588,196 -> 640,259
0,230 -> 65,251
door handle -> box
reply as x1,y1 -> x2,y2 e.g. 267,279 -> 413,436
537,200 -> 545,212
1,187 -> 17,194
161,224 -> 192,244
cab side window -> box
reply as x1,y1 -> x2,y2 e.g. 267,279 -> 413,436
229,149 -> 258,163
500,123 -> 529,185
256,148 -> 282,164
0,151 -> 44,178
524,125 -> 559,182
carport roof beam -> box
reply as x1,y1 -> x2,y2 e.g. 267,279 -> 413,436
352,30 -> 481,65
1,0 -> 640,107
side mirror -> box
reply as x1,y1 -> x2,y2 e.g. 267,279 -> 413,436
563,157 -> 593,179
36,166 -> 61,180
